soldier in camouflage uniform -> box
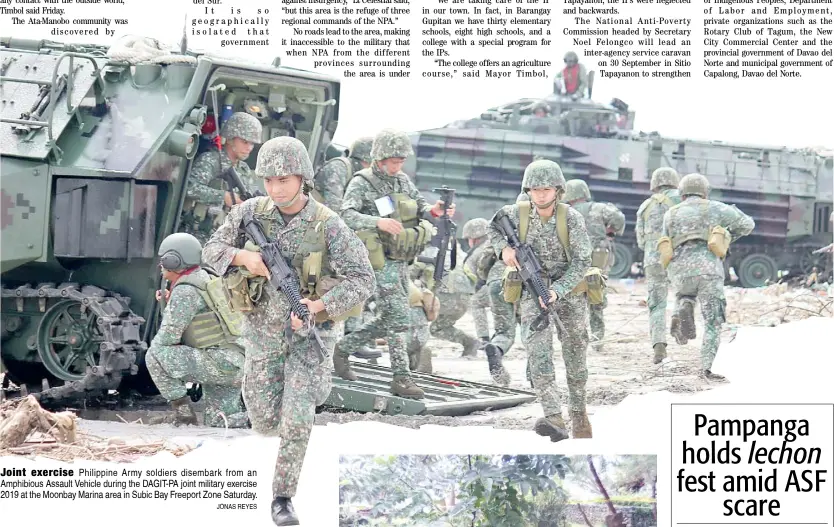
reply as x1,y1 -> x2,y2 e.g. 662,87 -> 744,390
202,137 -> 375,526
145,233 -> 249,428
563,179 -> 625,347
334,129 -> 455,399
488,160 -> 593,441
465,219 -> 495,348
312,136 -> 374,214
662,173 -> 755,381
428,250 -> 481,358
182,112 -> 263,244
554,51 -> 589,98
636,168 -> 682,364
406,277 -> 434,373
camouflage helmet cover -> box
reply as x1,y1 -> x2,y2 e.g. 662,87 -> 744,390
650,167 -> 680,192
564,51 -> 579,63
532,100 -> 551,113
349,136 -> 374,163
370,128 -> 414,161
255,136 -> 314,187
158,232 -> 202,271
521,159 -> 566,191
462,218 -> 490,239
679,173 -> 710,198
220,112 -> 263,144
564,179 -> 592,202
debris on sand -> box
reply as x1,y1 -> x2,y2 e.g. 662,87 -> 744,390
0,395 -> 194,462
725,285 -> 832,327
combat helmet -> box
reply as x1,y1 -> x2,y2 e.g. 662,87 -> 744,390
349,136 -> 374,163
679,173 -> 710,198
255,137 -> 314,189
220,112 -> 263,144
370,129 -> 414,161
532,100 -> 551,114
158,233 -> 202,272
462,218 -> 490,239
564,51 -> 579,65
521,159 -> 566,192
564,179 -> 591,202
650,167 -> 680,192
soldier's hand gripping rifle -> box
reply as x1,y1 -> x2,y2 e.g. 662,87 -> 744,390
219,166 -> 265,202
416,186 -> 458,291
240,210 -> 327,364
492,209 -> 566,334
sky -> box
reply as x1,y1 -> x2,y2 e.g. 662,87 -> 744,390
4,1 -> 832,151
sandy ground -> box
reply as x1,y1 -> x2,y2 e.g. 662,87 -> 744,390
8,279 -> 829,441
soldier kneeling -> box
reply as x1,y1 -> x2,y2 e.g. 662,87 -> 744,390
146,233 -> 249,428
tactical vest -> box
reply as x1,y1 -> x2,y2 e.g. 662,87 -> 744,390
572,201 -> 611,269
354,168 -> 434,262
253,197 -> 364,323
174,270 -> 245,351
504,201 -> 605,304
657,200 -> 730,267
311,157 -> 353,204
640,192 -> 676,243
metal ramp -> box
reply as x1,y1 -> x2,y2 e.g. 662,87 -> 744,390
324,363 -> 537,416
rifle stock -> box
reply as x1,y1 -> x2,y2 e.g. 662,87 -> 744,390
220,167 -> 264,202
493,210 -> 566,333
240,210 -> 328,364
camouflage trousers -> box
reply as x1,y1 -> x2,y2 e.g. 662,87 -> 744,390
145,344 -> 248,427
337,259 -> 411,377
488,280 -> 519,354
671,275 -> 726,371
469,285 -> 491,340
431,292 -> 478,350
241,329 -> 335,498
407,305 -> 431,369
645,264 -> 670,346
343,295 -> 375,335
519,291 -> 589,417
589,292 -> 608,341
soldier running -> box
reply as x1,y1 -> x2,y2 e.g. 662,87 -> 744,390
661,173 -> 755,380
635,167 -> 682,364
203,137 -> 375,526
334,129 -> 455,400
488,160 -> 593,441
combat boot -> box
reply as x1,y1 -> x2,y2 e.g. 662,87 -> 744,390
149,396 -> 198,426
571,411 -> 593,439
669,315 -> 687,345
390,375 -> 425,399
491,367 -> 511,387
461,338 -> 480,358
484,344 -> 508,385
534,414 -> 570,443
333,351 -> 358,381
653,343 -> 667,364
416,347 -> 433,374
679,301 -> 697,340
271,496 -> 300,526
353,346 -> 382,360
700,369 -> 726,382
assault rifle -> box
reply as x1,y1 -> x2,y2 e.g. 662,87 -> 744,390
492,209 -> 566,334
417,186 -> 458,291
240,210 -> 327,364
220,166 -> 264,202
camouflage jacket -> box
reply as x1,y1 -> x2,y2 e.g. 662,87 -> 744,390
202,197 -> 375,346
661,197 -> 755,280
465,239 -> 489,283
150,268 -> 213,348
572,201 -> 626,249
488,203 -> 592,298
340,165 -> 431,231
313,157 -> 361,212
186,149 -> 256,207
636,188 -> 681,267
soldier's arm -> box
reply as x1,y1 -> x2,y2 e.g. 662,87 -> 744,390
661,210 -> 671,237
319,216 -> 376,318
202,198 -> 255,275
635,201 -> 648,250
185,153 -> 226,205
487,205 -> 515,259
340,177 -> 380,231
150,286 -> 205,347
553,208 -> 592,298
603,203 -> 626,236
718,203 -> 755,241
577,64 -> 589,96
318,161 -> 347,212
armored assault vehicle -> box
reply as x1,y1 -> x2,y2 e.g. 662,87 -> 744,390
0,35 -> 535,415
403,80 -> 834,287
